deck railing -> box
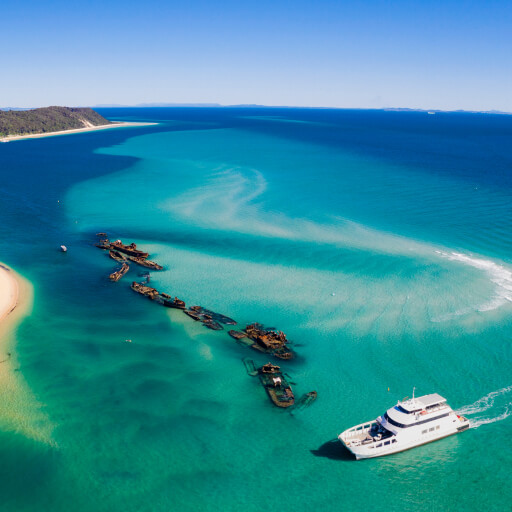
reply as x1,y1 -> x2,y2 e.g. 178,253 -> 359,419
342,421 -> 376,439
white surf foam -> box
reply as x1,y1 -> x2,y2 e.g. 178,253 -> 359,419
456,385 -> 512,429
435,251 -> 512,315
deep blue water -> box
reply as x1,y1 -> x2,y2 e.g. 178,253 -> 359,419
0,108 -> 511,511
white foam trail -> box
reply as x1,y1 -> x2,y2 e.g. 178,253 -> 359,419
456,385 -> 512,429
436,251 -> 512,314
469,407 -> 512,429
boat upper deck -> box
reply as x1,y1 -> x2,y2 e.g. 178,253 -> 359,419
398,393 -> 447,413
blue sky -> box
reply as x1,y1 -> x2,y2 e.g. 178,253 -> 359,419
2,0 -> 511,110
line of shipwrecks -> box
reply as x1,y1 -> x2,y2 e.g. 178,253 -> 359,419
97,236 -> 164,272
95,233 -> 316,409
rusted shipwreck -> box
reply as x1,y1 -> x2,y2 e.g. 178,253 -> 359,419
109,263 -> 130,282
245,323 -> 294,360
160,293 -> 186,310
258,362 -> 295,408
130,281 -> 160,300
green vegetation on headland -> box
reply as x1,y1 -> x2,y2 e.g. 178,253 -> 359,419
0,106 -> 110,137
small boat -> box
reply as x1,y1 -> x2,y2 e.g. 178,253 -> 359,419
161,296 -> 186,309
338,390 -> 470,460
96,232 -> 107,237
126,255 -> 163,270
257,362 -> 295,408
60,245 -> 67,252
109,263 -> 130,282
130,281 -> 159,299
109,250 -> 127,262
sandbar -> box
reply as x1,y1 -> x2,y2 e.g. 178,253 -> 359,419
0,263 -> 20,326
0,263 -> 53,443
0,121 -> 157,142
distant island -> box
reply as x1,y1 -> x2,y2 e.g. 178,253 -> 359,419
0,106 -> 155,142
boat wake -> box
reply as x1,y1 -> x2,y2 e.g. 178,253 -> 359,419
456,385 -> 512,429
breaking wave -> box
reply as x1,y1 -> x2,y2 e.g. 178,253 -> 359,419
435,251 -> 512,315
456,385 -> 512,429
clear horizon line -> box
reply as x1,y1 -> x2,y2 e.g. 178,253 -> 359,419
1,104 -> 511,115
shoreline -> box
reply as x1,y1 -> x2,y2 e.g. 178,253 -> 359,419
0,263 -> 21,327
0,121 -> 157,142
0,262 -> 32,382
0,263 -> 54,444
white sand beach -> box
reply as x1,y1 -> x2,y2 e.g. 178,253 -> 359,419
0,121 -> 156,142
0,263 -> 54,443
0,263 -> 19,325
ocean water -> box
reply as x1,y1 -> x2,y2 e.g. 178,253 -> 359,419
0,108 -> 511,511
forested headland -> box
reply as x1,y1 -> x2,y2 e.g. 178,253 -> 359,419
0,106 -> 111,137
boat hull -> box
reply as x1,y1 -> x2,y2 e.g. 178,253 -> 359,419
340,419 -> 470,460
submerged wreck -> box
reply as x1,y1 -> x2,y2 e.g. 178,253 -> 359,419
229,330 -> 247,340
109,263 -> 130,282
131,281 -> 159,300
160,293 -> 186,310
183,309 -> 202,321
245,323 -> 294,360
181,305 -> 238,331
183,306 -> 225,330
257,362 -> 295,408
198,308 -> 236,325
110,240 -> 149,259
126,255 -> 163,270
95,235 -> 163,271
96,238 -> 111,249
109,250 -> 127,262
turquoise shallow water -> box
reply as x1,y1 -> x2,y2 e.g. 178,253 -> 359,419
0,108 -> 511,511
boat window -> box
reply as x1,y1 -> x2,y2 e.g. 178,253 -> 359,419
376,443 -> 382,448
384,441 -> 390,445
384,412 -> 450,429
394,405 -> 421,414
422,430 -> 427,434
436,425 -> 440,430
429,427 -> 435,432
392,439 -> 397,443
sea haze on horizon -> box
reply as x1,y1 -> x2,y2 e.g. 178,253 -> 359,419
0,107 -> 510,511
2,1 -> 512,111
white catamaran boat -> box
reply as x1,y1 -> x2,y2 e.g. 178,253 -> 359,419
338,390 -> 470,460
